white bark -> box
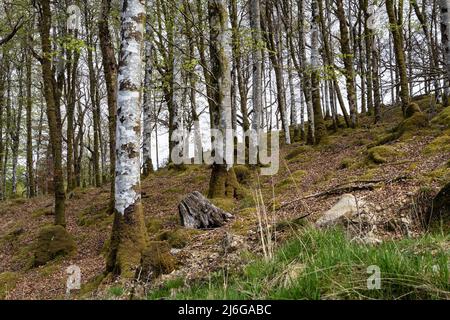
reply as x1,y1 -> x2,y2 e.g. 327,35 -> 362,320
115,0 -> 145,215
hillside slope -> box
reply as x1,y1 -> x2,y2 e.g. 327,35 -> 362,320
0,99 -> 449,300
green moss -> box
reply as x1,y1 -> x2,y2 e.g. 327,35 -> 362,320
397,112 -> 429,134
156,228 -> 200,249
37,263 -> 59,277
109,286 -> 124,297
139,241 -> 176,280
146,217 -> 164,235
32,207 -> 53,218
234,165 -> 252,184
339,157 -> 354,169
33,225 -> 76,267
79,274 -> 106,298
230,219 -> 254,235
76,202 -> 111,227
424,135 -> 450,155
285,146 -> 313,160
405,103 -> 422,118
431,107 -> 450,128
107,203 -> 147,279
367,146 -> 403,164
211,198 -> 236,213
0,272 -> 20,299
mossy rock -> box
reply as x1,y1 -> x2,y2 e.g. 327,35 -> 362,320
285,146 -> 313,160
233,165 -> 252,184
424,135 -> 450,155
156,228 -> 199,249
405,103 -> 422,118
0,272 -> 19,299
397,112 -> 429,134
33,225 -> 76,267
431,107 -> 450,128
367,146 -> 403,164
139,241 -> 176,280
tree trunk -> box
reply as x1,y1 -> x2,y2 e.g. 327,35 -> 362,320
142,6 -> 154,178
98,0 -> 117,212
207,0 -> 241,199
440,0 -> 450,103
37,0 -> 66,226
26,46 -> 35,198
107,0 -> 147,278
336,0 -> 358,128
386,0 -> 409,114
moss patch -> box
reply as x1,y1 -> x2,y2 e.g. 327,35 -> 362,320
0,272 -> 20,299
211,198 -> 236,213
139,241 -> 176,280
234,165 -> 252,185
431,107 -> 450,128
424,135 -> 450,155
32,207 -> 53,218
285,146 -> 313,160
33,225 -> 76,267
367,146 -> 403,164
276,170 -> 306,192
156,228 -> 200,249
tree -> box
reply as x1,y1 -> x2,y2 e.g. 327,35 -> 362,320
36,0 -> 66,226
98,0 -> 118,212
106,0 -> 147,278
207,0 -> 241,199
385,0 -> 409,114
440,0 -> 450,104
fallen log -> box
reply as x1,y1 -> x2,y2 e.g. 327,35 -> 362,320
179,191 -> 233,229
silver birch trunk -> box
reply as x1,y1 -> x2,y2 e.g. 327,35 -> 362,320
115,0 -> 145,215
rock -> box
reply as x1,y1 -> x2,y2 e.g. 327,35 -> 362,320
316,194 -> 379,241
178,191 -> 233,229
33,225 -> 76,267
316,194 -> 367,228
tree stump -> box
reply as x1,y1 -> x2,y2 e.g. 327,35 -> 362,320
179,191 -> 233,229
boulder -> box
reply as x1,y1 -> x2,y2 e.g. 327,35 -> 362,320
315,194 -> 380,243
33,225 -> 76,267
179,191 -> 233,229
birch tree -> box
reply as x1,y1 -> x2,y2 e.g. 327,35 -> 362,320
107,0 -> 147,278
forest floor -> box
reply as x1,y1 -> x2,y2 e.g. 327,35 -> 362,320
0,96 -> 449,300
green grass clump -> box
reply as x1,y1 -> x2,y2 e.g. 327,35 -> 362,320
147,228 -> 449,300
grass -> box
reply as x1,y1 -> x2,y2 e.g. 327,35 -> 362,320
147,227 -> 449,300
